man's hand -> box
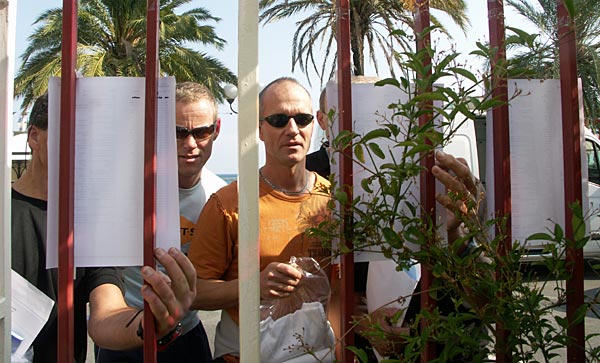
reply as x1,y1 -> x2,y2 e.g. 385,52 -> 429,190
259,262 -> 302,300
355,307 -> 410,358
141,247 -> 197,338
432,150 -> 485,239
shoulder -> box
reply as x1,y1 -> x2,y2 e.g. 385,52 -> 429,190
85,267 -> 125,295
12,189 -> 47,212
208,181 -> 239,211
313,172 -> 331,193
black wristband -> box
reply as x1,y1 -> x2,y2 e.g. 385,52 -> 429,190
157,322 -> 183,351
136,320 -> 144,341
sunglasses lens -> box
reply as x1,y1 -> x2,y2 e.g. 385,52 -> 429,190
176,124 -> 215,141
191,124 -> 215,141
265,114 -> 289,128
293,114 -> 314,127
175,126 -> 190,139
264,114 -> 314,128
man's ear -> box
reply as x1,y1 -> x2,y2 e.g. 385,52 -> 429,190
316,110 -> 327,131
213,118 -> 221,141
27,126 -> 41,152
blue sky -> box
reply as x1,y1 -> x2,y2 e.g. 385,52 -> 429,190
11,1 -> 532,174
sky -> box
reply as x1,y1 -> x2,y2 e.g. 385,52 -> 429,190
10,1 -> 534,174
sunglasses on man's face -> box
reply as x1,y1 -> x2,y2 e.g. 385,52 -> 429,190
176,123 -> 216,142
260,113 -> 314,128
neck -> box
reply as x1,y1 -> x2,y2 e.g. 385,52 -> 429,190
259,166 -> 311,195
12,164 -> 48,201
179,172 -> 201,190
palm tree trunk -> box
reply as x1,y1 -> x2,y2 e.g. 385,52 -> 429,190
350,32 -> 364,76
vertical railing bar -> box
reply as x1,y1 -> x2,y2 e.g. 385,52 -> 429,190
57,0 -> 77,361
237,0 -> 260,361
0,1 -> 17,360
143,0 -> 160,362
335,0 -> 354,361
414,2 -> 437,361
557,2 -> 585,362
487,1 -> 511,361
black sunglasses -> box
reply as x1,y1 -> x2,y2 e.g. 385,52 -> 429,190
260,113 -> 314,128
176,123 -> 216,141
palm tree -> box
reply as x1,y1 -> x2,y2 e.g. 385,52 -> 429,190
15,0 -> 236,111
259,0 -> 469,84
506,0 -> 600,127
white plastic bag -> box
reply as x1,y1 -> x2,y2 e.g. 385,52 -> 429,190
259,257 -> 335,362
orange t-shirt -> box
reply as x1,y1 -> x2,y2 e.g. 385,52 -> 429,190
188,172 -> 331,324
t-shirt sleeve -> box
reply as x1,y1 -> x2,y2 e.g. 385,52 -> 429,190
85,267 -> 125,299
188,193 -> 236,280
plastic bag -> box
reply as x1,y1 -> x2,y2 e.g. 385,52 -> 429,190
259,256 -> 335,363
260,256 -> 331,321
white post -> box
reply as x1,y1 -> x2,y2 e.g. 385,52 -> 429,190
0,0 -> 16,360
237,0 -> 260,362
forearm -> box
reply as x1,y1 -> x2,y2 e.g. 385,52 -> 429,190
192,278 -> 239,310
88,284 -> 144,350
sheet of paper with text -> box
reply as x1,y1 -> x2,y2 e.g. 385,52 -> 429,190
47,77 -> 179,267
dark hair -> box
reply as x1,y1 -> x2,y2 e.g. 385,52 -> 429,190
28,94 -> 49,130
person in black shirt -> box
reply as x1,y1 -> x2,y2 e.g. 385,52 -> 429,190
11,95 -> 197,363
306,88 -> 330,178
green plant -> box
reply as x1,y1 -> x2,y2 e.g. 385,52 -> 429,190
309,27 -> 600,363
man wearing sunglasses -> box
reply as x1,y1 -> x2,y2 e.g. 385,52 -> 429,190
12,95 -> 197,363
188,77 -> 335,362
97,82 -> 226,362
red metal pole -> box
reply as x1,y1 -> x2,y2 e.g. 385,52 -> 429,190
57,0 -> 77,361
487,1 -> 511,362
557,2 -> 585,362
414,2 -> 437,362
336,0 -> 354,361
143,0 -> 160,361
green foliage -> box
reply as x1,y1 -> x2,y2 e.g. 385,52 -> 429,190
307,28 -> 600,363
15,0 -> 237,110
505,0 -> 600,130
258,0 -> 468,82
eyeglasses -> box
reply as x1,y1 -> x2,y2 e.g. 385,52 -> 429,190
176,123 -> 216,142
260,113 -> 314,128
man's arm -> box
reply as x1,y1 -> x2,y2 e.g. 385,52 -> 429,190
88,247 -> 196,350
192,261 -> 302,310
193,278 -> 239,310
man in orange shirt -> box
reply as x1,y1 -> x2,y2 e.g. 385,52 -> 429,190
189,77 -> 334,362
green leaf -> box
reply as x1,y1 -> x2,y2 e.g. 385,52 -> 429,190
334,190 -> 348,205
478,98 -> 507,110
404,143 -> 434,159
346,346 -> 369,363
383,227 -> 402,248
375,78 -> 400,88
526,233 -> 553,241
362,128 -> 391,142
354,144 -> 365,163
563,0 -> 575,17
452,68 -> 478,84
360,178 -> 373,194
368,142 -> 385,159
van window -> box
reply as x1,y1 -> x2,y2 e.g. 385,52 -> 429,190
586,140 -> 600,185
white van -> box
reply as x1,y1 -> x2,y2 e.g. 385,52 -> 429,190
469,115 -> 600,262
